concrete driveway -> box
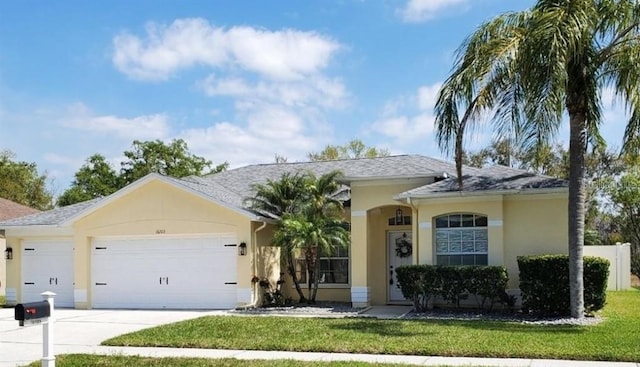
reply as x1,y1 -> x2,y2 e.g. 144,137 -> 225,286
0,307 -> 227,367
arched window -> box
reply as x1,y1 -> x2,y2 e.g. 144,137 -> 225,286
434,213 -> 488,266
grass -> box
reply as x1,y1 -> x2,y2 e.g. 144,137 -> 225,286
0,295 -> 5,307
26,355 -> 424,367
103,290 -> 640,362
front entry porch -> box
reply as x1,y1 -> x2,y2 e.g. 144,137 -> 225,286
350,205 -> 416,307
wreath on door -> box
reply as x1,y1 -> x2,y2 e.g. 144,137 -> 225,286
395,234 -> 412,258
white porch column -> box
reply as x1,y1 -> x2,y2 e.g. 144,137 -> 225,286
350,210 -> 370,307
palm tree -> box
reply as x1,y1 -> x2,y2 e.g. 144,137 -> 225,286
301,171 -> 349,302
276,211 -> 349,303
434,0 -> 640,318
246,170 -> 349,304
246,172 -> 310,302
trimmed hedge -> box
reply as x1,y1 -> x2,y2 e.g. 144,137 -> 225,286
517,255 -> 609,316
395,265 -> 509,312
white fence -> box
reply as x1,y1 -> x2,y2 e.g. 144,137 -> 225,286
584,242 -> 631,291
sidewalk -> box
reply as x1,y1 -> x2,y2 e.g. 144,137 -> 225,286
43,345 -> 640,367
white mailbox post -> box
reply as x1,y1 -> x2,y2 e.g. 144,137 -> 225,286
14,291 -> 56,367
41,291 -> 56,367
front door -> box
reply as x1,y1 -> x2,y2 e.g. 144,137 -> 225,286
387,231 -> 413,303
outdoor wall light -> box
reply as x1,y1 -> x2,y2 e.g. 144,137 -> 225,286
4,247 -> 13,260
238,242 -> 247,256
395,208 -> 403,225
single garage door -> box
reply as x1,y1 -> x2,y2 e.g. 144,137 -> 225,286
22,240 -> 75,307
91,235 -> 238,309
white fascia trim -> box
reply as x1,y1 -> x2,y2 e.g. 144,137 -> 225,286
396,187 -> 567,200
4,225 -> 73,237
61,173 -> 260,226
348,177 -> 435,188
342,173 -> 441,183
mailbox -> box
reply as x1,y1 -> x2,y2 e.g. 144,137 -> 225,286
15,301 -> 51,326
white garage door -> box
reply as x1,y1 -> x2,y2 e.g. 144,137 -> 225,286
91,235 -> 238,309
22,240 -> 75,307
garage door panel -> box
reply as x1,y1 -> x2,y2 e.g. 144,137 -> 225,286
22,240 -> 74,307
91,236 -> 238,309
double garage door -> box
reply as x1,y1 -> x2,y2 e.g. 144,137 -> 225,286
21,235 -> 238,309
91,235 -> 238,309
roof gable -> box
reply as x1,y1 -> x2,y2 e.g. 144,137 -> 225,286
396,165 -> 567,198
0,198 -> 41,221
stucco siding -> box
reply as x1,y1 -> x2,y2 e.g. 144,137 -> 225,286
415,196 -> 504,267
503,194 -> 568,288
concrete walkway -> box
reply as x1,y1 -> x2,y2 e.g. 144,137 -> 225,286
1,307 -> 638,367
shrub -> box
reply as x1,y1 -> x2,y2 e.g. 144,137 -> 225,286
396,264 -> 509,312
517,255 -> 609,316
396,265 -> 438,312
437,266 -> 468,307
464,266 -> 509,311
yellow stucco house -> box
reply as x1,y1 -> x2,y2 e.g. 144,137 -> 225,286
0,155 -> 568,309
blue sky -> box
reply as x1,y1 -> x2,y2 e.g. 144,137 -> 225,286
0,0 -> 629,194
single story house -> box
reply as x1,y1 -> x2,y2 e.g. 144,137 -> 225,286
0,155 -> 568,309
1,198 -> 40,297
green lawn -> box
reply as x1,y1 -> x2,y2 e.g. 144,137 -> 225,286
103,290 -> 640,362
25,355 -> 421,367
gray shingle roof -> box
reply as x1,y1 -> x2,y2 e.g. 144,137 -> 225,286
0,155 -> 566,228
396,165 -> 567,198
200,155 -> 457,205
0,198 -> 102,226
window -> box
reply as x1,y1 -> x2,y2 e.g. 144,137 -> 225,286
435,213 -> 488,266
295,245 -> 349,285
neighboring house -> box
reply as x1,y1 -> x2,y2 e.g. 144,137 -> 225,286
0,155 -> 568,309
0,198 -> 40,297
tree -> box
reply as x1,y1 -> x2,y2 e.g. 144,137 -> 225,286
246,172 -> 311,303
308,139 -> 390,161
434,0 -> 640,318
605,165 -> 640,276
59,139 -> 228,206
121,139 -> 223,185
57,154 -> 120,206
246,170 -> 349,303
0,150 -> 52,210
298,170 -> 349,302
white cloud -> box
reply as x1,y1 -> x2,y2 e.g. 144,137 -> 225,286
397,0 -> 468,23
178,117 -> 327,169
417,83 -> 442,111
370,83 -> 441,142
199,74 -> 347,109
113,18 -> 341,81
61,102 -> 171,140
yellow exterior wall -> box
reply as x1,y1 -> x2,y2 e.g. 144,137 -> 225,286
350,180 -> 427,306
69,179 -> 255,308
416,195 -> 504,266
3,178 -> 261,308
503,194 -> 568,287
414,193 -> 567,289
1,238 -> 5,296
